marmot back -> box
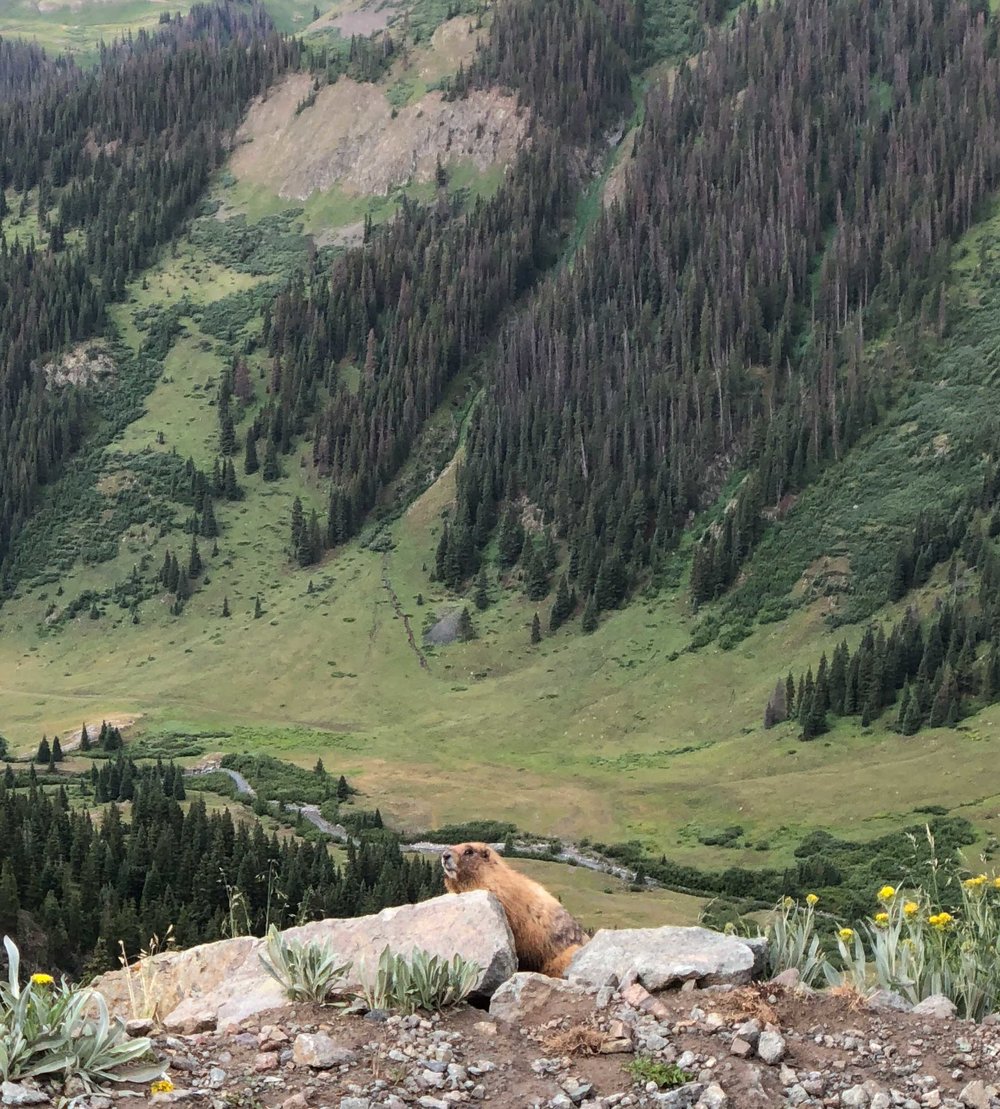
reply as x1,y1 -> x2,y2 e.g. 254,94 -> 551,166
441,841 -> 586,977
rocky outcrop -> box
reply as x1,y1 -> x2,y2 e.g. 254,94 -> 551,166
228,74 -> 529,202
567,926 -> 758,991
92,892 -> 516,1028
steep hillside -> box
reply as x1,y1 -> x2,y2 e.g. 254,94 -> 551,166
5,0 -> 1000,930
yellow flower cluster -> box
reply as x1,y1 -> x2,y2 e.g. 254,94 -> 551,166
837,927 -> 855,942
29,973 -> 55,986
903,900 -> 919,917
877,885 -> 896,900
928,912 -> 954,930
806,893 -> 819,906
874,912 -> 890,926
963,874 -> 988,890
150,1079 -> 175,1095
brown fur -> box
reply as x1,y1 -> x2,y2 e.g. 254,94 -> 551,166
441,842 -> 587,977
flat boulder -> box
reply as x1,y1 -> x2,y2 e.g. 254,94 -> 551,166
567,926 -> 757,990
92,891 -> 516,1027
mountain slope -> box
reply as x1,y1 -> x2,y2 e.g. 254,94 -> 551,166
5,0 -> 1000,903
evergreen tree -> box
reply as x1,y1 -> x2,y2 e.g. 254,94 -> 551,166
200,500 -> 219,539
79,723 -> 90,752
531,612 -> 542,643
52,736 -> 64,762
222,596 -> 231,618
254,595 -> 263,619
262,439 -> 281,482
457,606 -> 476,641
525,547 -> 549,601
497,507 -> 524,570
0,860 -> 19,934
549,573 -> 573,631
244,431 -> 259,475
36,736 -> 51,764
474,567 -> 490,611
188,535 -> 202,577
901,691 -> 923,735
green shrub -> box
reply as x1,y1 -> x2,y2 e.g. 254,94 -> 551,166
625,1057 -> 691,1089
0,936 -> 164,1087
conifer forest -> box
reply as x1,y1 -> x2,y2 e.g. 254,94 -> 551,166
4,0 -> 1000,969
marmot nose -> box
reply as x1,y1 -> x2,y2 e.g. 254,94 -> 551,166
442,850 -> 453,864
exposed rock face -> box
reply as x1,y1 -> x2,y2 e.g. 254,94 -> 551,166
229,74 -> 529,201
92,892 -> 516,1027
39,343 -> 115,390
567,926 -> 757,990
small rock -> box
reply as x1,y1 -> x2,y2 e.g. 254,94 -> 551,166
163,1010 -> 216,1035
866,989 -> 913,1013
281,1096 -> 310,1109
696,1086 -> 728,1109
735,1019 -> 762,1047
207,1068 -> 227,1089
757,1030 -> 786,1065
911,995 -> 957,1020
840,1087 -> 869,1108
959,1080 -> 996,1109
562,1080 -> 594,1104
292,1032 -> 357,1069
339,1100 -> 371,1109
472,1021 -> 497,1036
769,968 -> 800,990
124,1017 -> 154,1036
779,1065 -> 798,1087
253,1051 -> 280,1072
654,1083 -> 706,1108
1,1084 -> 50,1107
729,1037 -> 754,1059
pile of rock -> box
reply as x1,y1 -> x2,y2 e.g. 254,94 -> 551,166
5,894 -> 1000,1109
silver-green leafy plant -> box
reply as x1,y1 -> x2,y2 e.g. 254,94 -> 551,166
759,895 -> 827,986
0,935 -> 164,1088
355,946 -> 482,1015
258,925 -> 352,1003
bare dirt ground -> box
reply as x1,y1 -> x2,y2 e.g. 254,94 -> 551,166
82,981 -> 1000,1109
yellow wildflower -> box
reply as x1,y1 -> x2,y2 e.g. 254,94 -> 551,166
30,973 -> 54,986
903,901 -> 919,917
928,912 -> 954,929
782,896 -> 795,909
806,893 -> 819,906
877,885 -> 896,901
837,927 -> 854,942
993,877 -> 1000,890
150,1080 -> 175,1095
874,912 -> 890,926
963,875 -> 988,890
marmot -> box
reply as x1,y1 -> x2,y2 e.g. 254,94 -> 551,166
442,842 -> 587,977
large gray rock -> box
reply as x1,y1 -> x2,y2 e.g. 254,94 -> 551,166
489,971 -> 591,1022
568,927 -> 756,990
92,892 -> 516,1027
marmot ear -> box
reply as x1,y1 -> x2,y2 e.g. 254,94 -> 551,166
480,847 -> 491,859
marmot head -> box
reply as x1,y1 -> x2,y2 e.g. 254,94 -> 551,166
441,841 -> 499,891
